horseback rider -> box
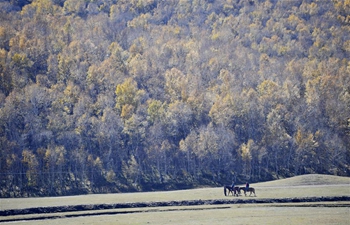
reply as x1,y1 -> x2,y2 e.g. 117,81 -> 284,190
245,182 -> 249,191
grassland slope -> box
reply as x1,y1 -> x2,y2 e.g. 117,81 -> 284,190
253,174 -> 350,187
1,175 -> 349,224
1,174 -> 349,210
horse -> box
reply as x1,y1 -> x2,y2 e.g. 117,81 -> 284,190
224,185 -> 237,196
224,186 -> 239,197
239,187 -> 256,197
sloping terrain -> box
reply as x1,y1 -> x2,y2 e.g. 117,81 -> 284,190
254,174 -> 350,187
0,174 -> 349,223
1,196 -> 350,223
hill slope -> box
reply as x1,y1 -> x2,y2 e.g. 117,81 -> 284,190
254,174 -> 350,187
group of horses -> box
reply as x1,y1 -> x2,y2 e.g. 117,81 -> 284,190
224,185 -> 256,197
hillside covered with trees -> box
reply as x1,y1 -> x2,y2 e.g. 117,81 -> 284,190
0,0 -> 349,197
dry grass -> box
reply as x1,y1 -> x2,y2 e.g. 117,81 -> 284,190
1,174 -> 349,225
254,174 -> 350,187
8,203 -> 350,225
2,174 -> 349,211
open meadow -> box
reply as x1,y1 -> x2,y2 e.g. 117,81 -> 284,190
1,174 -> 349,224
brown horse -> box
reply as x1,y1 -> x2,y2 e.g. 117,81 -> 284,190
224,186 -> 240,196
239,187 -> 256,196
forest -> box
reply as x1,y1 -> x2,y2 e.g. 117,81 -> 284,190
0,0 -> 349,197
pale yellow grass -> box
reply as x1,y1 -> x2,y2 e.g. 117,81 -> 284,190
1,174 -> 349,225
8,204 -> 350,225
1,174 -> 349,210
255,174 -> 350,187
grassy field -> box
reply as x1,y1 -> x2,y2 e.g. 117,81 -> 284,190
3,203 -> 347,225
1,174 -> 349,224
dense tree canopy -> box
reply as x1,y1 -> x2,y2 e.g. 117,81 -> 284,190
0,0 -> 349,197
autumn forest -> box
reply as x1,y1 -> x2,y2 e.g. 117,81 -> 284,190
0,0 -> 349,197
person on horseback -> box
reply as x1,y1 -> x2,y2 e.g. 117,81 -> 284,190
245,182 -> 249,191
231,180 -> 235,189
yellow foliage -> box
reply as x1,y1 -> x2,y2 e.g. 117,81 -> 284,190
20,0 -> 58,18
343,40 -> 350,52
257,80 -> 278,97
127,13 -> 151,29
22,150 -> 39,186
211,31 -> 220,41
240,142 -> 252,161
94,157 -> 103,170
147,99 -> 165,123
173,26 -> 181,35
0,48 -> 6,65
165,68 -> 188,101
6,154 -> 17,168
305,76 -> 322,105
0,27 -> 5,39
55,146 -> 66,166
11,53 -> 33,67
115,78 -> 144,113
106,169 -> 116,182
121,104 -> 134,120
